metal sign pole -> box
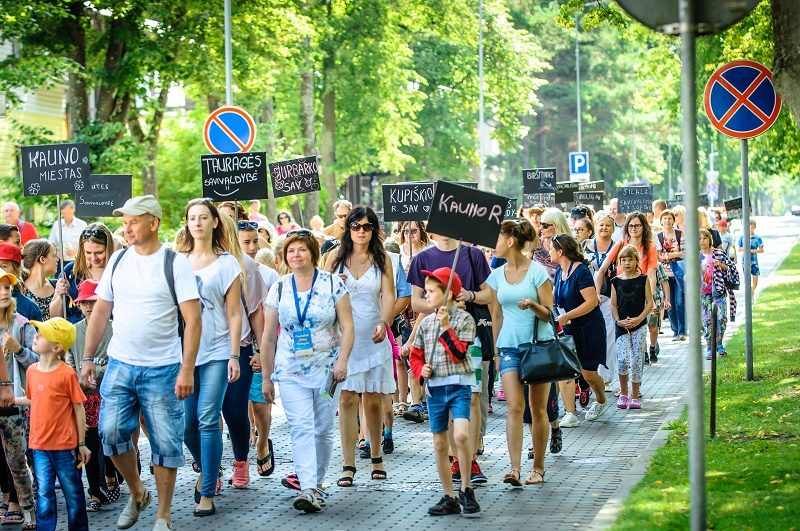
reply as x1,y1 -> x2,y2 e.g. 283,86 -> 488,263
741,138 -> 754,380
679,0 -> 706,528
55,195 -> 67,317
224,0 -> 233,106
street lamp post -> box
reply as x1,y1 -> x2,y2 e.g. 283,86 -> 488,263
575,13 -> 583,153
478,0 -> 486,190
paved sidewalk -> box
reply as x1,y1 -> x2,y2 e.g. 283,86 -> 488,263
60,217 -> 799,531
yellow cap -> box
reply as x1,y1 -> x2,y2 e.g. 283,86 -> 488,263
30,317 -> 77,351
0,267 -> 18,286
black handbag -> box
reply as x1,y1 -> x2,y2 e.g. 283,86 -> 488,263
519,313 -> 582,385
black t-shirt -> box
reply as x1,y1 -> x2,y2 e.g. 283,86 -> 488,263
610,275 -> 648,338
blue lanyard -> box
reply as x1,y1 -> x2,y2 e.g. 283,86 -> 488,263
592,240 -> 612,269
291,270 -> 318,326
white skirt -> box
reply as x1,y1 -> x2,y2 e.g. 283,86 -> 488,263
341,355 -> 396,394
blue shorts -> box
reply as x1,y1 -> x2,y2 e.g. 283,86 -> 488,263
426,384 -> 472,433
750,263 -> 760,276
249,371 -> 267,404
99,359 -> 185,468
498,346 -> 524,377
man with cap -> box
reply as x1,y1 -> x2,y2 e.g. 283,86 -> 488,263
48,199 -> 87,263
0,243 -> 43,321
81,195 -> 201,531
3,202 -> 38,245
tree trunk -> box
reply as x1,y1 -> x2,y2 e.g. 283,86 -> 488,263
299,48 -> 319,225
65,2 -> 88,135
260,98 -> 278,221
320,61 -> 337,218
772,0 -> 800,123
128,87 -> 170,197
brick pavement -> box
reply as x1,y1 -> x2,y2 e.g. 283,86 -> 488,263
52,217 -> 799,531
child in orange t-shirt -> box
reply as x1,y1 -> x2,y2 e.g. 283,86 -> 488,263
16,317 -> 90,531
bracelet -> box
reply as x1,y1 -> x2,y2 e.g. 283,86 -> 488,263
82,358 -> 95,364
470,291 -> 476,302
0,381 -> 12,387
379,320 -> 388,329
230,355 -> 240,360
78,442 -> 87,447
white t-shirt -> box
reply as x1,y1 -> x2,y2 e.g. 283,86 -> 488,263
97,246 -> 200,367
193,254 -> 241,365
240,255 -> 268,345
258,264 -> 280,302
48,217 -> 87,260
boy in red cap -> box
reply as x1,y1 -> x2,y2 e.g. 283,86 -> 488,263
408,267 -> 480,517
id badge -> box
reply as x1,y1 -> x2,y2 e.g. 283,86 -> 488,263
292,328 -> 314,357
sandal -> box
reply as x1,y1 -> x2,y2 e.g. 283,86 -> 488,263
370,457 -> 387,480
502,469 -> 522,488
525,469 -> 545,485
86,499 -> 101,512
337,466 -> 356,487
105,479 -> 121,502
192,461 -> 201,473
0,503 -> 7,519
257,439 -> 275,477
21,509 -> 34,531
2,511 -> 23,526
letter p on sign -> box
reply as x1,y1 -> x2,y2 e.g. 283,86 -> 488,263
569,152 -> 589,182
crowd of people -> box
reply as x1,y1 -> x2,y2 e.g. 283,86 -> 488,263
0,192 -> 759,529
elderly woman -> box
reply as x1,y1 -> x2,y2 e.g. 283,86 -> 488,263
261,230 -> 353,513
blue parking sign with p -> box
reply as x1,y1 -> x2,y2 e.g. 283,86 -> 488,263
569,152 -> 589,176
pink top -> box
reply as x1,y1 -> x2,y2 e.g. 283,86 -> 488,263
275,222 -> 301,236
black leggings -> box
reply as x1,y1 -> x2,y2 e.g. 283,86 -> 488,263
84,428 -> 119,499
523,382 -> 559,425
222,344 -> 254,462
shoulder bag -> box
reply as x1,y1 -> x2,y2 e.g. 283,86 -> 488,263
519,312 -> 582,385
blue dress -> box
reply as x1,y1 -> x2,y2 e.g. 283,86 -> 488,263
554,262 -> 607,372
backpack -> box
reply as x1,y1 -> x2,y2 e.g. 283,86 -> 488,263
110,247 -> 188,339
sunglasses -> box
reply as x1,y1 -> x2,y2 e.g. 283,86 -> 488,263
349,222 -> 374,233
540,222 -> 553,229
80,228 -> 107,242
237,221 -> 259,231
286,229 -> 314,238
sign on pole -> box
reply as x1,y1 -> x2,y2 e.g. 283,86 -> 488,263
76,174 -> 132,217
203,106 -> 257,154
382,182 -> 434,222
522,168 -> 557,194
618,185 -> 653,214
201,152 -> 268,201
569,152 -> 590,182
555,181 -> 581,205
578,180 -> 604,193
426,181 -> 508,248
269,156 -> 321,198
505,198 -> 518,220
723,196 -> 749,219
21,143 -> 90,197
573,191 -> 604,212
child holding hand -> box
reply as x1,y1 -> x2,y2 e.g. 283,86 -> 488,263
610,246 -> 654,410
409,268 -> 480,517
17,317 -> 90,531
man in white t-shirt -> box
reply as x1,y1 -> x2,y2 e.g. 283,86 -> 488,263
48,199 -> 87,262
81,195 -> 201,531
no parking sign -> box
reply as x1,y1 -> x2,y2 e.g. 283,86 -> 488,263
203,106 -> 257,154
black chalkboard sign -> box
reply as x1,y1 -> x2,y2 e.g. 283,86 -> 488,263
699,194 -> 709,207
201,152 -> 268,201
723,196 -> 749,218
573,191 -> 605,212
523,193 -> 555,208
268,155 -> 320,198
505,198 -> 518,220
618,185 -> 653,214
555,181 -> 581,204
426,181 -> 508,248
21,142 -> 90,197
673,193 -> 710,208
522,168 -> 557,194
75,175 -> 133,217
666,198 -> 682,209
382,182 -> 435,222
578,180 -> 604,193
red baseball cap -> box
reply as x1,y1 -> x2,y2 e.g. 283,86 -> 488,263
0,243 -> 22,265
74,280 -> 100,303
717,219 -> 728,228
421,267 -> 462,297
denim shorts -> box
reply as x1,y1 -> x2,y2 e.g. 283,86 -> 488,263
249,371 -> 267,404
99,359 -> 185,468
426,384 -> 472,433
498,347 -> 524,377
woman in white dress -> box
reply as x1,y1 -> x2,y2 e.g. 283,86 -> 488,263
325,206 -> 396,485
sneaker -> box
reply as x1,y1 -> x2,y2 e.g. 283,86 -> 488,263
644,352 -> 650,364
672,334 -> 680,341
470,461 -> 487,485
560,412 -> 580,428
616,395 -> 629,409
497,390 -> 506,401
650,345 -> 659,363
281,473 -> 301,491
458,487 -> 481,517
718,345 -> 727,356
231,460 -> 249,489
152,518 -> 173,531
382,437 -> 394,455
293,489 -> 322,513
428,495 -> 461,516
359,442 -> 371,459
117,490 -> 152,530
679,335 -> 687,341
403,404 -> 424,423
585,400 -> 607,421
549,427 -> 563,454
451,460 -> 461,483
629,399 -> 642,409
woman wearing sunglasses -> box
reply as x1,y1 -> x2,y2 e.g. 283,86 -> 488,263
51,224 -> 115,323
275,211 -> 301,236
532,209 -> 570,279
325,206 -> 396,485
